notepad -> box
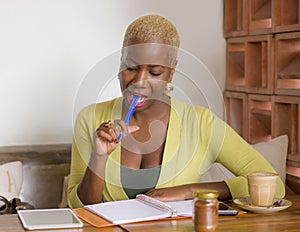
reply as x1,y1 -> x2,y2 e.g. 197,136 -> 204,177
84,194 -> 193,224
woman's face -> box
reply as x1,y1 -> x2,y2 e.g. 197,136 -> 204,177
119,42 -> 176,110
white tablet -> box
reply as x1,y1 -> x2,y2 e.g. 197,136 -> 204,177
17,208 -> 83,230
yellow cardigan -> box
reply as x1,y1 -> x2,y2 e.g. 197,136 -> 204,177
67,97 -> 285,208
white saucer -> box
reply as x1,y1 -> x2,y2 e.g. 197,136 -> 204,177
233,198 -> 292,214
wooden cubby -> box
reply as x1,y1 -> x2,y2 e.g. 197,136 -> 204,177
275,31 -> 300,96
224,91 -> 248,140
273,0 -> 300,33
223,0 -> 249,37
246,35 -> 274,94
226,35 -> 274,94
247,94 -> 272,144
249,0 -> 273,35
226,37 -> 246,92
272,96 -> 300,161
272,95 -> 300,187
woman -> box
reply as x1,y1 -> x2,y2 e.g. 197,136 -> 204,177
68,14 -> 285,208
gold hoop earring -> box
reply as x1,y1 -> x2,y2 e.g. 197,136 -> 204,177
164,82 -> 174,95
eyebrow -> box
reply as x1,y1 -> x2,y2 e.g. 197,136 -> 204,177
123,58 -> 165,68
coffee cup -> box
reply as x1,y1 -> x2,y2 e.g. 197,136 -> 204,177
247,172 -> 278,207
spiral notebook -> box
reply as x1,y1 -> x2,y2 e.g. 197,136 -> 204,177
84,194 -> 193,225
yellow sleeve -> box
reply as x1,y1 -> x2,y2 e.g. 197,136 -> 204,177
67,105 -> 94,208
214,119 -> 285,199
67,99 -> 121,208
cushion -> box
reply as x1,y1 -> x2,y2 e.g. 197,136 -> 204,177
252,135 -> 288,183
200,135 -> 288,183
58,174 -> 70,208
0,161 -> 23,206
199,163 -> 235,183
20,163 -> 70,209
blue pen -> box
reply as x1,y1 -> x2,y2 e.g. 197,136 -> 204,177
118,95 -> 140,141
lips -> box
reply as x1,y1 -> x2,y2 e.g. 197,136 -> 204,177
136,96 -> 146,107
128,93 -> 147,108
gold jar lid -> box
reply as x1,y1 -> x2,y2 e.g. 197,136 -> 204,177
193,189 -> 219,199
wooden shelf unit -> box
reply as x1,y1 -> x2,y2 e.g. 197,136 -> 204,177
223,0 -> 300,185
275,31 -> 300,96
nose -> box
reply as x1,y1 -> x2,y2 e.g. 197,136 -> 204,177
133,67 -> 148,88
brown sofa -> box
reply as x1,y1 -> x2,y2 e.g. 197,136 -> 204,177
0,144 -> 71,209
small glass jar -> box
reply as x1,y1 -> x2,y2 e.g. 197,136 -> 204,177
193,189 -> 219,232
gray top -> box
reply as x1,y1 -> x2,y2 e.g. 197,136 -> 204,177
120,165 -> 161,199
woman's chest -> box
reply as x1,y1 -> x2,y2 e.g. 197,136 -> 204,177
120,139 -> 166,169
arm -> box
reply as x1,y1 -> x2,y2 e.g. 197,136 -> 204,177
217,124 -> 286,199
145,107 -> 285,202
76,122 -> 121,205
67,104 -> 139,208
67,105 -> 103,208
145,182 -> 231,202
67,106 -> 117,207
202,109 -> 285,200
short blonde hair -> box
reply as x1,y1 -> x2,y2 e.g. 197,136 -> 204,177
122,14 -> 180,48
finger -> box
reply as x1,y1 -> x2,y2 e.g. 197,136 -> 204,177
96,127 -> 118,143
145,188 -> 155,195
107,128 -> 120,143
98,120 -> 118,141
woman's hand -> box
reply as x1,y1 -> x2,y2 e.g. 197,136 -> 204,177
146,182 -> 232,202
145,185 -> 192,202
93,120 -> 139,155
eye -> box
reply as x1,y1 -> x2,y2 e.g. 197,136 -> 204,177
126,65 -> 137,71
127,67 -> 135,71
149,66 -> 164,77
150,72 -> 161,77
122,61 -> 137,72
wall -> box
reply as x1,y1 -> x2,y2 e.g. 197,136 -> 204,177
0,0 -> 225,146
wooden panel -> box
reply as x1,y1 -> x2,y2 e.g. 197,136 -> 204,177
224,91 -> 248,141
272,96 -> 300,165
273,0 -> 300,33
226,37 -> 246,92
247,94 -> 272,144
246,35 -> 274,94
275,32 -> 300,96
249,0 -> 273,35
224,0 -> 249,37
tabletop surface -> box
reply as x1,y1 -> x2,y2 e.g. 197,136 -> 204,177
1,195 -> 300,232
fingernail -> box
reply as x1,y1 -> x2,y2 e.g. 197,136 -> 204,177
110,137 -> 115,142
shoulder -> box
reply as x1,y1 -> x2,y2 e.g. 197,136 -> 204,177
75,98 -> 120,124
171,97 -> 215,119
